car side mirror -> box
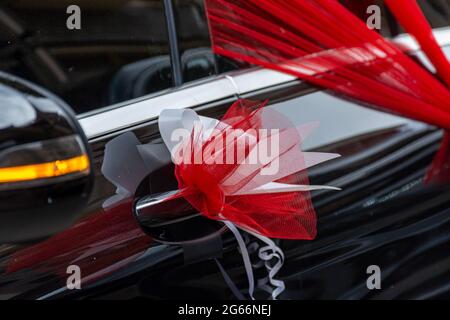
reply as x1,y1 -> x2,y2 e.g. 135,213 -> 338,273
0,72 -> 93,243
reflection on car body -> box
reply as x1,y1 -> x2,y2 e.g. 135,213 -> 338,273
0,0 -> 450,300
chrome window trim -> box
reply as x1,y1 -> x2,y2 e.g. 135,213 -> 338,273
79,75 -> 237,140
79,27 -> 450,141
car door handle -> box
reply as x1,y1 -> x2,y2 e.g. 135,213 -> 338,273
135,190 -> 198,226
134,190 -> 225,244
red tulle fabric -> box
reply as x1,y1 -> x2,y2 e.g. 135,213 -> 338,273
384,0 -> 450,182
172,99 -> 317,240
205,0 -> 450,180
385,0 -> 450,87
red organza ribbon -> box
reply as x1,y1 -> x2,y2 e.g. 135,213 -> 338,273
205,0 -> 450,181
385,0 -> 450,87
172,99 -> 318,240
384,0 -> 450,182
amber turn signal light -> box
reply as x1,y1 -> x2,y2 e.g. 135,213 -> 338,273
0,154 -> 90,183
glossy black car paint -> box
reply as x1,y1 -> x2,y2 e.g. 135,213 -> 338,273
0,75 -> 448,299
0,0 -> 450,300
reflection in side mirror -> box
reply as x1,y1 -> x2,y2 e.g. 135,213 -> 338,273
0,72 -> 93,243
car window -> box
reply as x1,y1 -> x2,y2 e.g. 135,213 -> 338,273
172,0 -> 245,84
0,0 -> 171,114
418,0 -> 450,27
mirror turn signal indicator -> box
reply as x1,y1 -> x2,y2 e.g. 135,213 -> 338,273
0,135 -> 91,187
0,154 -> 90,183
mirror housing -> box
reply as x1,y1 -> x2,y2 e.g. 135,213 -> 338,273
0,72 -> 93,243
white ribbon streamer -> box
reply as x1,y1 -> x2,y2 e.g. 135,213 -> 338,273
223,221 -> 256,300
246,229 -> 286,300
223,221 -> 286,300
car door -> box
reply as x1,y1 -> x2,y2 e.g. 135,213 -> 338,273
1,1 -> 450,300
41,27 -> 450,300
94,27 -> 449,300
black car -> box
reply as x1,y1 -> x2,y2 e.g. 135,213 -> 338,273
1,0 -> 450,300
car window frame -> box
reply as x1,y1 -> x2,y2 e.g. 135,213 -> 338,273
75,0 -> 212,119
78,27 -> 450,141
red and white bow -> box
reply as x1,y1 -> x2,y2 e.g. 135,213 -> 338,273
159,99 -> 340,299
159,99 -> 340,240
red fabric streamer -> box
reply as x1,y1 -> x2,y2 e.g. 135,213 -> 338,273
171,99 -> 318,240
204,0 -> 450,127
385,0 -> 450,87
384,0 -> 450,182
204,0 -> 450,180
